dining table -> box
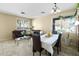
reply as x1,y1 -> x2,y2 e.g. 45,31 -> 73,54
41,34 -> 59,55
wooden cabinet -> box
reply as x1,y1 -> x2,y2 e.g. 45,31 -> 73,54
12,30 -> 26,39
12,30 -> 32,39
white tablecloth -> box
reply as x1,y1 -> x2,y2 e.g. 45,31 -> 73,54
41,34 -> 59,55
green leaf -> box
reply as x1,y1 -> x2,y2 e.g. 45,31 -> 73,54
76,3 -> 79,8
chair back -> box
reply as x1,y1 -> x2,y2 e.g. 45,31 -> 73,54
32,30 -> 42,52
55,34 -> 62,47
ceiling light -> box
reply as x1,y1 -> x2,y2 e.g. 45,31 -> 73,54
21,11 -> 25,14
51,3 -> 61,14
41,11 -> 45,14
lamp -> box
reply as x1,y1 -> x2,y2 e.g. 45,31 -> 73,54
51,3 -> 61,14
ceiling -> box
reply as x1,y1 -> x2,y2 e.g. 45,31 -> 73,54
0,3 -> 76,18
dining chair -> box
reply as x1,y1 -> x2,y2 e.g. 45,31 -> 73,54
32,30 -> 43,56
54,34 -> 62,54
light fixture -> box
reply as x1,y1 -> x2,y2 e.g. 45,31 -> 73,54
51,3 -> 61,14
21,11 -> 25,15
20,11 -> 26,17
41,11 -> 45,14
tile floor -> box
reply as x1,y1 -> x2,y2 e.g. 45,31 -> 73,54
0,39 -> 78,56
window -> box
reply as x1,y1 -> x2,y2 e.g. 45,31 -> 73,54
53,17 -> 76,34
16,18 -> 32,34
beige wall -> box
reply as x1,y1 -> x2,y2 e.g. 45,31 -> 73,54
0,13 -> 32,41
32,15 -> 52,33
0,13 -> 17,41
